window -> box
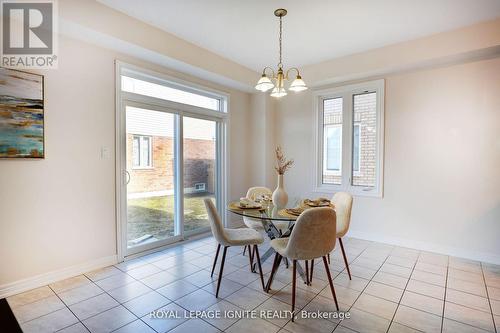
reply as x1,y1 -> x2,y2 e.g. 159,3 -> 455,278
314,80 -> 384,197
121,75 -> 221,111
325,125 -> 342,171
132,135 -> 152,168
194,183 -> 206,191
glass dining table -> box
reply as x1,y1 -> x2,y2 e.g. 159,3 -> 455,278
227,198 -> 309,285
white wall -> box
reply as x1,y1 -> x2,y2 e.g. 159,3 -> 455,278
0,35 -> 252,290
273,57 -> 500,263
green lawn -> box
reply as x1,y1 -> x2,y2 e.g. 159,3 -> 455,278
127,193 -> 214,243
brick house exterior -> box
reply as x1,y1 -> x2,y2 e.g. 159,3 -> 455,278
125,108 -> 216,197
126,135 -> 215,196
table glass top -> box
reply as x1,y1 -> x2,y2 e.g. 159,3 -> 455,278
227,198 -> 304,221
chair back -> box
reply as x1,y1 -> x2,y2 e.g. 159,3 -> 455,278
283,207 -> 337,260
331,192 -> 353,237
246,187 -> 272,201
204,199 -> 228,245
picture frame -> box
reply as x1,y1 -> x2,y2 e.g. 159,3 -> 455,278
0,67 -> 45,159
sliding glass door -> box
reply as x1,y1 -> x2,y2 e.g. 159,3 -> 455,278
117,63 -> 228,258
183,117 -> 217,235
125,105 -> 180,252
122,103 -> 224,256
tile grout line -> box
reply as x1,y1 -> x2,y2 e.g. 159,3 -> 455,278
220,267 -> 290,332
18,277 -> 108,329
481,262 -> 498,333
318,241 -> 372,333
329,241 -> 391,332
48,284 -> 95,333
440,256 -> 450,333
52,249 -> 210,332
226,239 -> 369,333
11,240 -> 215,332
384,250 -> 421,333
110,241 -> 224,333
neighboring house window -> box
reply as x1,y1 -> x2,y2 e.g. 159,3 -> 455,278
314,79 -> 384,197
133,135 -> 152,168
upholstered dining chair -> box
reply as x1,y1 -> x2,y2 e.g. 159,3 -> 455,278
204,199 -> 265,298
310,192 -> 354,283
266,207 -> 339,320
242,187 -> 289,256
331,192 -> 353,280
243,187 -> 272,232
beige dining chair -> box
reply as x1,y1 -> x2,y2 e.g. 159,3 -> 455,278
266,207 -> 339,320
243,187 -> 272,231
310,192 -> 354,283
332,192 -> 353,280
242,186 -> 289,256
204,199 -> 265,297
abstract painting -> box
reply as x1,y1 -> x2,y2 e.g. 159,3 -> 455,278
0,68 -> 44,158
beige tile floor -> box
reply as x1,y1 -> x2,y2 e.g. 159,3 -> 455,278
7,236 -> 500,333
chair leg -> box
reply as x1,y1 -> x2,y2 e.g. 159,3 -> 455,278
305,260 -> 309,285
265,253 -> 279,293
292,259 -> 297,322
309,259 -> 314,285
215,246 -> 228,298
339,237 -> 351,280
328,253 -> 331,264
243,245 -> 247,256
284,257 -> 289,268
253,245 -> 265,291
322,256 -> 339,311
266,252 -> 282,292
248,245 -> 255,272
211,244 -> 221,277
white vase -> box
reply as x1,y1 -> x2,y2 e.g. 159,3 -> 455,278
272,174 -> 288,208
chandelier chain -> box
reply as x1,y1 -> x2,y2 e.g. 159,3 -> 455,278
278,15 -> 283,68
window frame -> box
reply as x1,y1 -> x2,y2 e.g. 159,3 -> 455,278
313,79 -> 384,197
132,134 -> 153,169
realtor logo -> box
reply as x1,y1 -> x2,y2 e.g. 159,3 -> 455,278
1,0 -> 58,68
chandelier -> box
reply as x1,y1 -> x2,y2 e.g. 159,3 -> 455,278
255,8 -> 307,98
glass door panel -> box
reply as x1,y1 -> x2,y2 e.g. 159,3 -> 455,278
125,106 -> 178,250
183,116 -> 217,234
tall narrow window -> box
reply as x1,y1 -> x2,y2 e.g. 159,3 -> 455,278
315,80 -> 384,197
322,97 -> 342,185
352,92 -> 376,187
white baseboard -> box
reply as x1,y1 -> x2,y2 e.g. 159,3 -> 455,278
348,229 -> 500,265
0,255 -> 118,299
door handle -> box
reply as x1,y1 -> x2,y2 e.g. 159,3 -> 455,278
125,170 -> 131,185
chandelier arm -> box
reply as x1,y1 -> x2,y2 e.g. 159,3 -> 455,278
285,67 -> 300,80
262,66 -> 276,79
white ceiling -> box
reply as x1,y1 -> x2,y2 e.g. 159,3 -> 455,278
98,0 -> 500,72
